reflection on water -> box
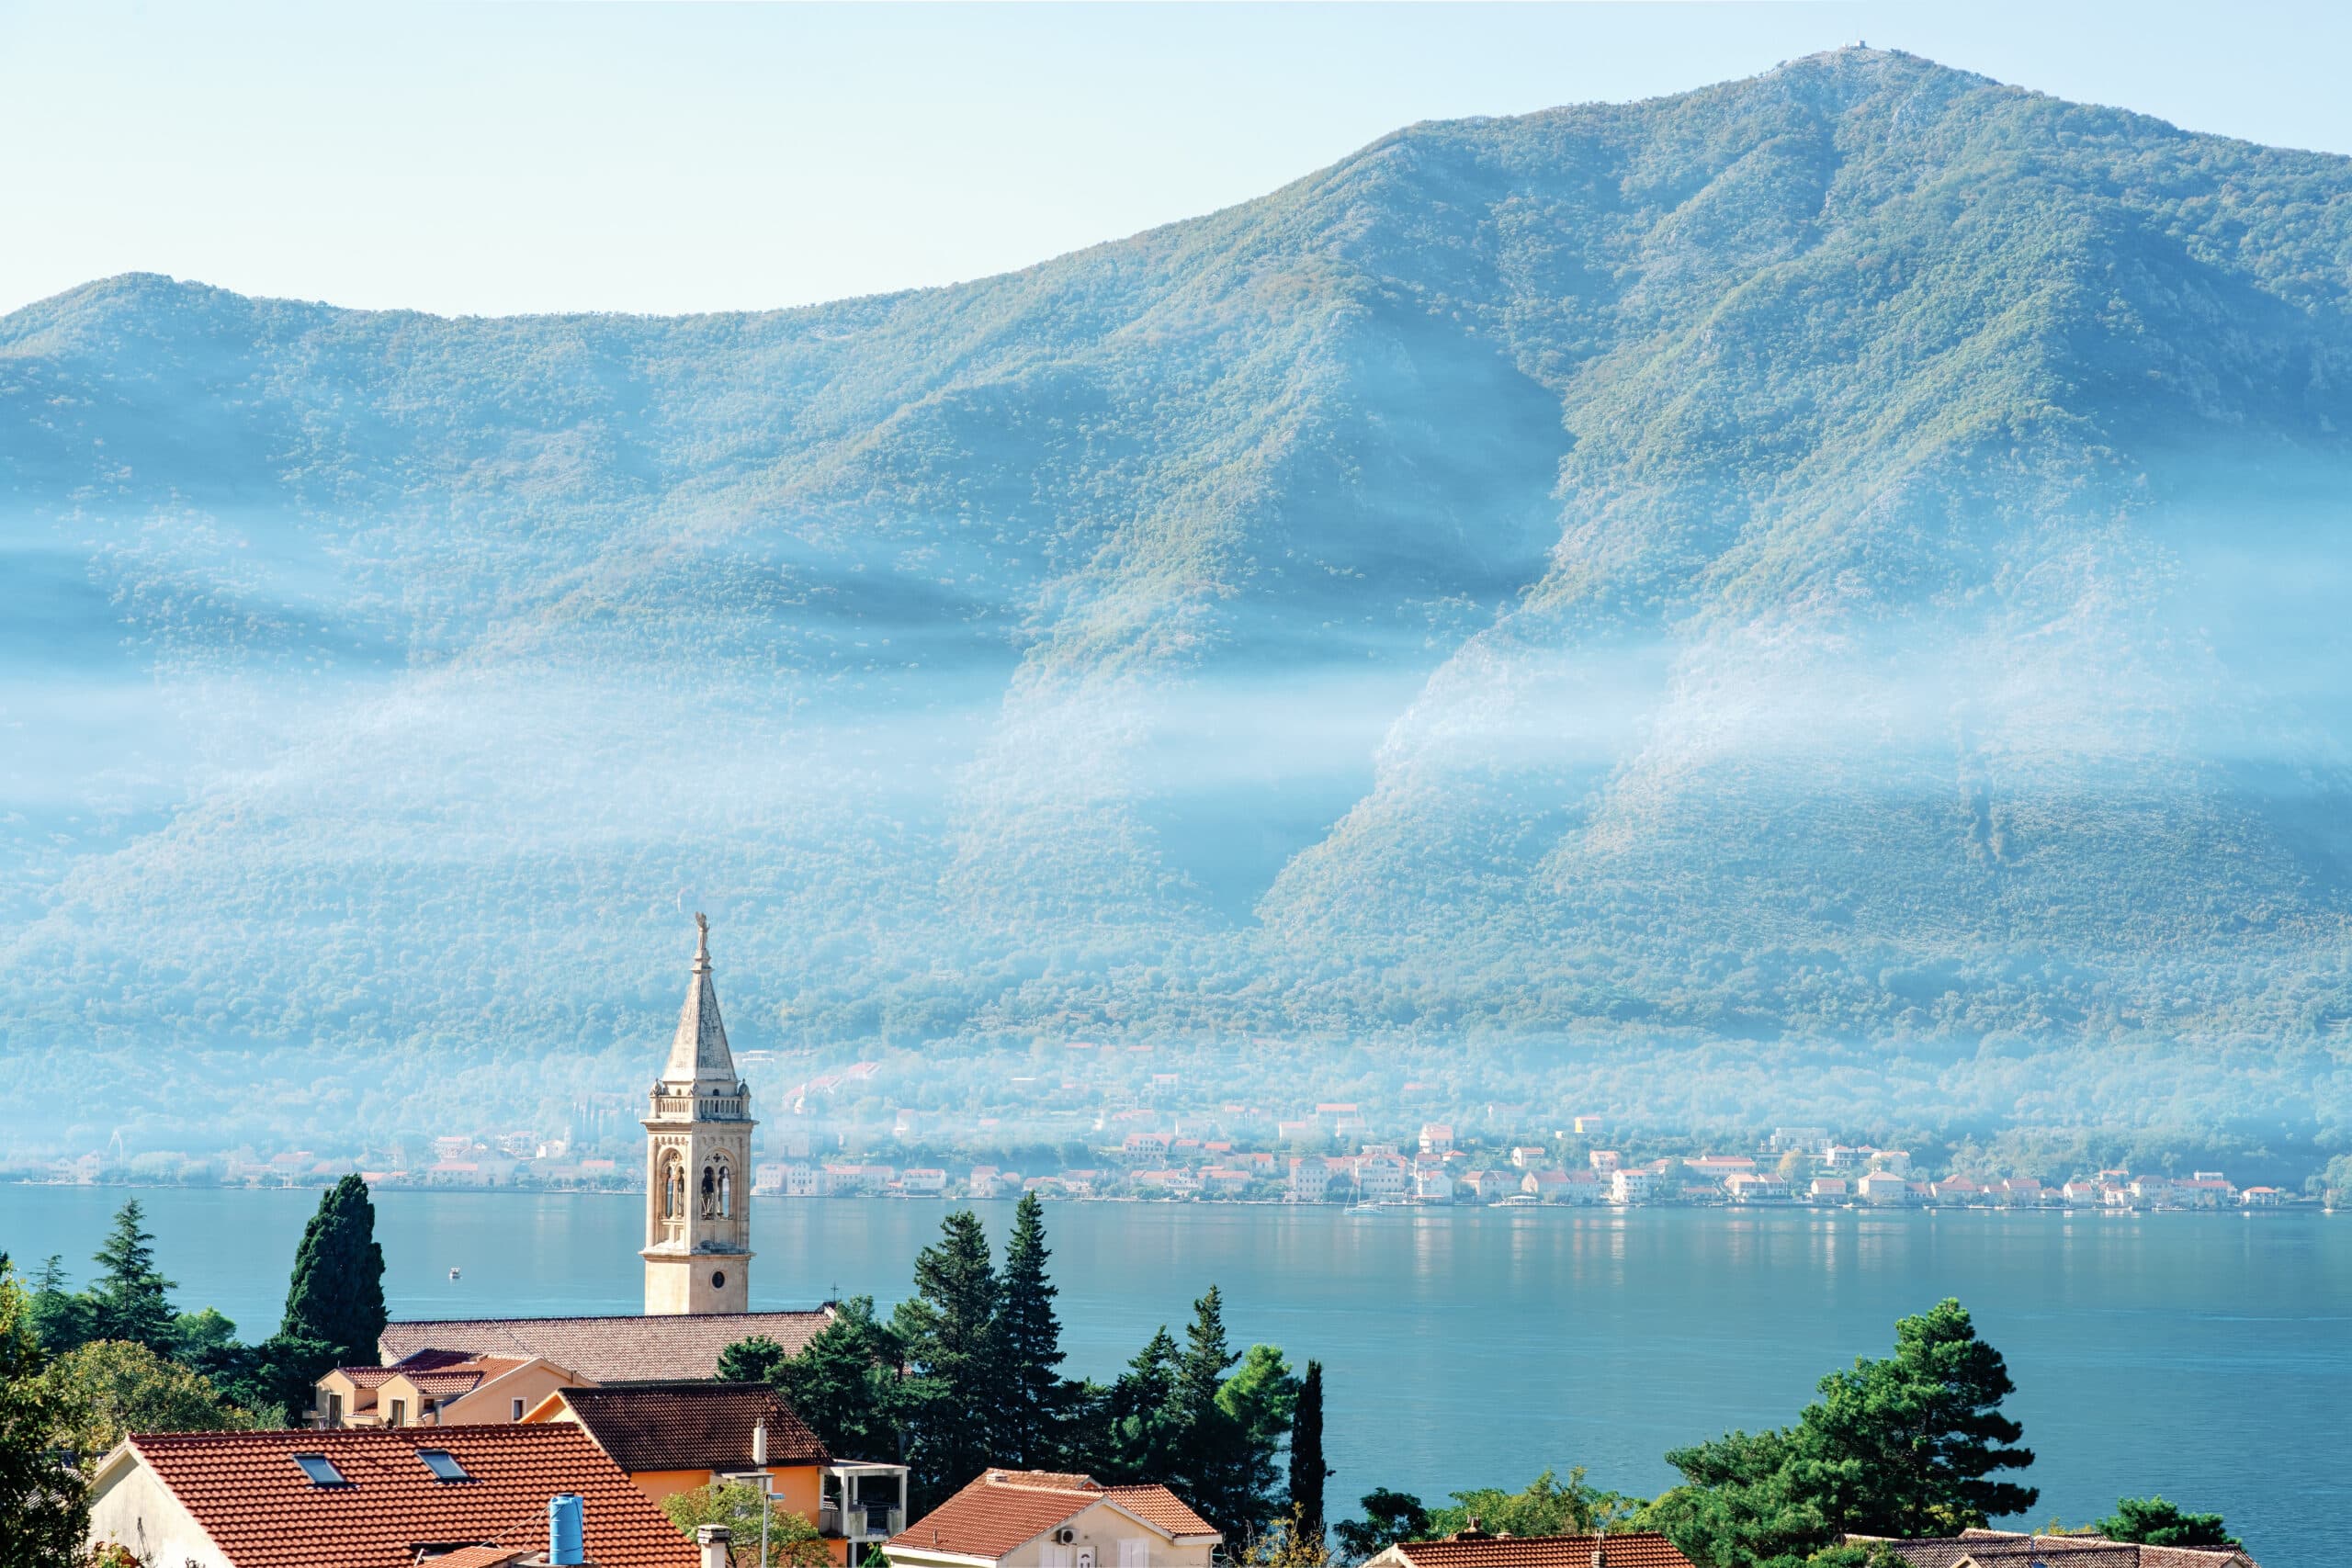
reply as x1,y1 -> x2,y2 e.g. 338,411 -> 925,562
1,1190 -> 2344,1566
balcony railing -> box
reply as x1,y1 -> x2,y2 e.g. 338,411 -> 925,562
820,1506 -> 904,1540
648,1092 -> 751,1121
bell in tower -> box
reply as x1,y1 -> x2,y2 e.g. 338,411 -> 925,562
640,913 -> 756,1314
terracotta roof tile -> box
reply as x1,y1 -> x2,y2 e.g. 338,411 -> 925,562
890,1471 -> 1220,1560
1102,1486 -> 1217,1539
117,1424 -> 696,1568
1851,1534 -> 2255,1568
1389,1534 -> 1695,1568
379,1310 -> 835,1383
556,1382 -> 830,1473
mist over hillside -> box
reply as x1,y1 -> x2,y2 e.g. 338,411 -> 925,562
6,48 -> 2352,1150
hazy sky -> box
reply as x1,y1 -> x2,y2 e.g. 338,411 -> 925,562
4,1 -> 2344,319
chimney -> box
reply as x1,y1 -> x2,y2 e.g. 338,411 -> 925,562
1591,1547 -> 1607,1568
752,1419 -> 768,1468
697,1525 -> 732,1568
548,1495 -> 586,1567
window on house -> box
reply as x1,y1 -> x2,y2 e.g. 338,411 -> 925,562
292,1454 -> 348,1487
418,1450 -> 471,1483
324,1392 -> 343,1427
389,1399 -> 407,1427
512,1398 -> 526,1421
1119,1540 -> 1149,1568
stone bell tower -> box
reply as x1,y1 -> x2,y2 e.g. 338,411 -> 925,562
641,913 -> 755,1315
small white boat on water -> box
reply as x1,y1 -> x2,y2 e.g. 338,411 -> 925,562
448,1266 -> 461,1280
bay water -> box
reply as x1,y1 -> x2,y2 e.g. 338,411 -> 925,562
3,1189 -> 2343,1566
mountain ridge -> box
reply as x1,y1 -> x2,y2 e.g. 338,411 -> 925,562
6,49 -> 2352,1144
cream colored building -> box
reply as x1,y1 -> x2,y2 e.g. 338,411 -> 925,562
885,1471 -> 1219,1568
642,913 -> 757,1314
312,1349 -> 589,1428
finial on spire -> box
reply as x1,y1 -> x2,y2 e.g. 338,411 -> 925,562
694,911 -> 710,969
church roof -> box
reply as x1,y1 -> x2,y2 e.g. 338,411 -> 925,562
379,1309 -> 837,1383
662,913 -> 739,1091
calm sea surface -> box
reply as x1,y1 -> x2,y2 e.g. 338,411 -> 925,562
3,1190 -> 2344,1566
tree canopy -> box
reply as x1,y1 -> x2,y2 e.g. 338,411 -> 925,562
279,1174 -> 389,1364
2095,1496 -> 2239,1548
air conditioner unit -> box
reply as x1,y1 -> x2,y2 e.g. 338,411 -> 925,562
1054,1529 -> 1078,1545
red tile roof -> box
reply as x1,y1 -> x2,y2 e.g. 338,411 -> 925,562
112,1424 -> 696,1568
1851,1532 -> 2256,1568
553,1382 -> 830,1473
889,1471 -> 1219,1560
379,1310 -> 836,1383
1387,1534 -> 1695,1568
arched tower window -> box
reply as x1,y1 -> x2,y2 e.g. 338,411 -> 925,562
700,1162 -> 718,1219
661,1152 -> 684,1220
718,1162 -> 733,1218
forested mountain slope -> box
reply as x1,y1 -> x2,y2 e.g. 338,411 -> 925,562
6,48 -> 2352,1143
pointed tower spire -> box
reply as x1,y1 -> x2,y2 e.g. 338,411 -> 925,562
662,912 -> 740,1090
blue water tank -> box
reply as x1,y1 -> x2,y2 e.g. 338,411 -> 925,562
548,1493 -> 586,1566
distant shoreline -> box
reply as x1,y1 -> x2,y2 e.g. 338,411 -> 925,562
4,1178 -> 2329,1216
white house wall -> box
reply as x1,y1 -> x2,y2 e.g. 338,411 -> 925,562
88,1457 -> 229,1568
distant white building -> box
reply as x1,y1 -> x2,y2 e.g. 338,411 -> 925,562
1288,1156 -> 1337,1202
1610,1168 -> 1653,1204
1413,1168 -> 1455,1203
1587,1149 -> 1623,1172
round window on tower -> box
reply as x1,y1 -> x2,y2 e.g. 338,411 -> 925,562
712,1269 -> 727,1289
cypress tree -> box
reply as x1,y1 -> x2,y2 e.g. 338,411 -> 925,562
1170,1285 -> 1249,1538
87,1200 -> 176,1352
890,1211 -> 1001,1509
995,1191 -> 1068,1469
280,1174 -> 389,1363
1287,1359 -> 1333,1541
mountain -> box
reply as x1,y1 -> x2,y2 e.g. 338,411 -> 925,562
7,48 -> 2352,1147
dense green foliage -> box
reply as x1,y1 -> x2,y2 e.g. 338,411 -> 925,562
892,1211 -> 1005,1509
717,1334 -> 791,1385
769,1300 -> 906,1465
660,1478 -> 830,1568
85,1201 -> 176,1352
2094,1496 -> 2238,1548
278,1175 -> 389,1364
33,1337 -> 258,1455
1329,1489 -> 1431,1561
995,1192 -> 1069,1470
1646,1300 -> 2034,1567
1425,1469 -> 1642,1540
0,1264 -> 87,1568
1286,1359 -> 1331,1541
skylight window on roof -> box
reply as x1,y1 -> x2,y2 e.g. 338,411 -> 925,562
418,1450 -> 471,1482
293,1453 -> 348,1487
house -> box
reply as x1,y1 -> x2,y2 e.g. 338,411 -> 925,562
1460,1169 -> 1514,1201
1808,1176 -> 1849,1201
1419,1123 -> 1456,1154
1362,1529 -> 1694,1568
1558,1169 -> 1605,1204
1991,1178 -> 2044,1207
1724,1174 -> 1789,1203
1354,1153 -> 1411,1200
898,1168 -> 949,1197
1587,1149 -> 1623,1172
1689,1156 -> 1758,1179
1510,1146 -> 1549,1169
1856,1170 -> 1909,1205
313,1349 -> 588,1429
883,1469 -> 1219,1568
1844,1529 -> 2258,1568
85,1423 -> 697,1568
1522,1168 -> 1570,1201
2060,1179 -> 2105,1206
2241,1185 -> 2288,1206
1287,1156 -> 1336,1202
1930,1177 -> 1984,1205
1121,1133 -> 1172,1157
379,1309 -> 836,1384
1610,1168 -> 1653,1204
1572,1115 -> 1607,1136
2176,1175 -> 2235,1208
1200,1167 -> 1253,1194
526,1382 -> 909,1565
1413,1168 -> 1455,1203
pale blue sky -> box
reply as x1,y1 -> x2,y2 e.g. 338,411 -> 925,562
2,1 -> 2343,319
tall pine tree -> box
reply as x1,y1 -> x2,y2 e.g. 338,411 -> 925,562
891,1211 -> 1002,1510
87,1200 -> 176,1351
1170,1285 -> 1258,1540
774,1297 -> 907,1466
0,1263 -> 87,1568
1287,1359 -> 1332,1542
280,1174 -> 389,1363
994,1191 -> 1069,1469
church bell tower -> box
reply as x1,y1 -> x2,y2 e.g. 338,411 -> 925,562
642,913 -> 755,1315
